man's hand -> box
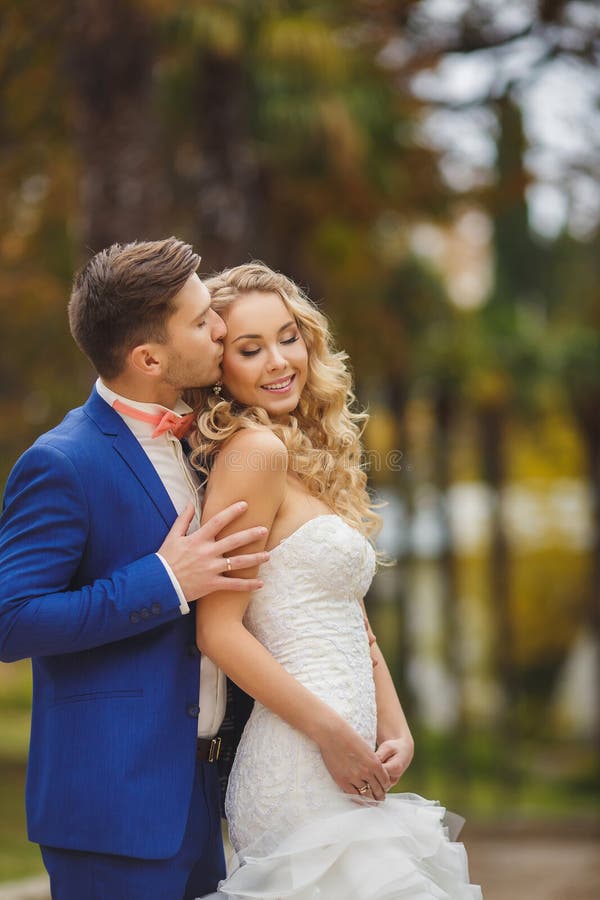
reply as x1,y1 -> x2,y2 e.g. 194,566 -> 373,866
158,502 -> 269,601
316,718 -> 392,801
375,736 -> 414,789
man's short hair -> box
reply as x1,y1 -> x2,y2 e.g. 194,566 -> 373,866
68,237 -> 201,378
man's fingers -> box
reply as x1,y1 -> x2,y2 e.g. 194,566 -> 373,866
221,552 -> 269,572
169,503 -> 196,537
215,526 -> 268,554
200,501 -> 248,538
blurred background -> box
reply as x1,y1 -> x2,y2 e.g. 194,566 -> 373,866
0,1 -> 599,897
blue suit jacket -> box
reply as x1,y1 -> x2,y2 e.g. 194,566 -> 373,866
0,388 -> 249,859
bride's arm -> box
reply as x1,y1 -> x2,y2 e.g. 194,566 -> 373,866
196,428 -> 391,800
361,600 -> 414,788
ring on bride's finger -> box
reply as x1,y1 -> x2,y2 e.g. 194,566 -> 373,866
225,557 -> 232,572
358,784 -> 370,795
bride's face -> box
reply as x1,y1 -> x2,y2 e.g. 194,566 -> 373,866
220,290 -> 308,416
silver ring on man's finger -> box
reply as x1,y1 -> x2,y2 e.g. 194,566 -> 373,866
225,557 -> 232,572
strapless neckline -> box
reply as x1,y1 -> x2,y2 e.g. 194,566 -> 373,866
258,513 -> 376,598
269,513 -> 340,555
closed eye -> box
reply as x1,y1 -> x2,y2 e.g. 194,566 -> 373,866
239,333 -> 298,356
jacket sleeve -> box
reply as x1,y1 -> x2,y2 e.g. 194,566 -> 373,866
0,441 -> 182,662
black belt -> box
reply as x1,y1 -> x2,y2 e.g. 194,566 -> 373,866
196,736 -> 222,763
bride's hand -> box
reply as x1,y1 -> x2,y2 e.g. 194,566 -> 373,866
317,719 -> 392,801
375,736 -> 414,789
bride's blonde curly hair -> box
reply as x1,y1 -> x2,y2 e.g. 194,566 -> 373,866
186,262 -> 381,541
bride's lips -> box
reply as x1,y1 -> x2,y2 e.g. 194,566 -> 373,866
260,374 -> 296,394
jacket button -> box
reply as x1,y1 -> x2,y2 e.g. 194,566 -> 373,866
187,643 -> 200,658
140,607 -> 150,620
129,612 -> 140,624
151,602 -> 161,616
187,704 -> 200,718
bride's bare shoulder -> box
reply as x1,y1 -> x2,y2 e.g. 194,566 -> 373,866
215,427 -> 288,478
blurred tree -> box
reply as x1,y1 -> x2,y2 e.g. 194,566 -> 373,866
396,0 -> 600,759
66,0 -> 169,251
545,234 -> 600,748
0,0 -> 82,479
157,1 -> 447,281
475,99 -> 537,749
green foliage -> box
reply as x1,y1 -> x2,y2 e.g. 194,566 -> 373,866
0,764 -> 43,881
0,663 -> 40,880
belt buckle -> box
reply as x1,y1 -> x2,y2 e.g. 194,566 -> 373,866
208,736 -> 222,763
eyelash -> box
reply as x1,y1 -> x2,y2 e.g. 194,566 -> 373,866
240,335 -> 299,357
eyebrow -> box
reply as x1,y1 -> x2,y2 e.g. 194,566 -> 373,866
232,320 -> 296,343
191,304 -> 211,324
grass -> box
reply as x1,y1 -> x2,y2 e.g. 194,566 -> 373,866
1,708 -> 31,760
393,728 -> 600,824
0,662 -> 43,881
0,763 -> 43,882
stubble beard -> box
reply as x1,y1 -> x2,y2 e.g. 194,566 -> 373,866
163,350 -> 220,392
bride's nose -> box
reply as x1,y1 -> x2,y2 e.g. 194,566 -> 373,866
265,346 -> 287,371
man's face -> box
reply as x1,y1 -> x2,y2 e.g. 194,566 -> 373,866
161,273 -> 226,390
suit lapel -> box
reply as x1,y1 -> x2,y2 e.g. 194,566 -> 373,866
83,387 -> 177,527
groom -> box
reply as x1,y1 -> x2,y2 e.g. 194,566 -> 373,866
0,238 -> 269,899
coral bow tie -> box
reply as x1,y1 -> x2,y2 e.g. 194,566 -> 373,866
112,399 -> 195,439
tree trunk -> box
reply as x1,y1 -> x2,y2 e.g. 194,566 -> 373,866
191,52 -> 265,270
387,377 -> 415,728
433,387 -> 467,796
572,395 -> 600,754
478,402 -> 519,792
66,0 -> 167,253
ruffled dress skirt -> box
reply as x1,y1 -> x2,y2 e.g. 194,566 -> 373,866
202,792 -> 482,899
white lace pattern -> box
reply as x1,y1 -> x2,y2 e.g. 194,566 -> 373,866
209,515 -> 482,899
226,515 -> 377,852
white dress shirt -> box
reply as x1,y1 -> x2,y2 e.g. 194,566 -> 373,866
96,379 -> 226,738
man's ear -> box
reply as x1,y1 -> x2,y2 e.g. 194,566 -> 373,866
128,343 -> 165,378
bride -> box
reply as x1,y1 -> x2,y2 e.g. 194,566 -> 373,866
189,262 -> 482,899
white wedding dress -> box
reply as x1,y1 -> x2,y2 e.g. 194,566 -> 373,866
205,515 -> 482,899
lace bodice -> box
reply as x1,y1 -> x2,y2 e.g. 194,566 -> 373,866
246,515 -> 377,735
226,515 -> 377,851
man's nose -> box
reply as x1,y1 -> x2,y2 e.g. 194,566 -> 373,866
210,309 -> 226,340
